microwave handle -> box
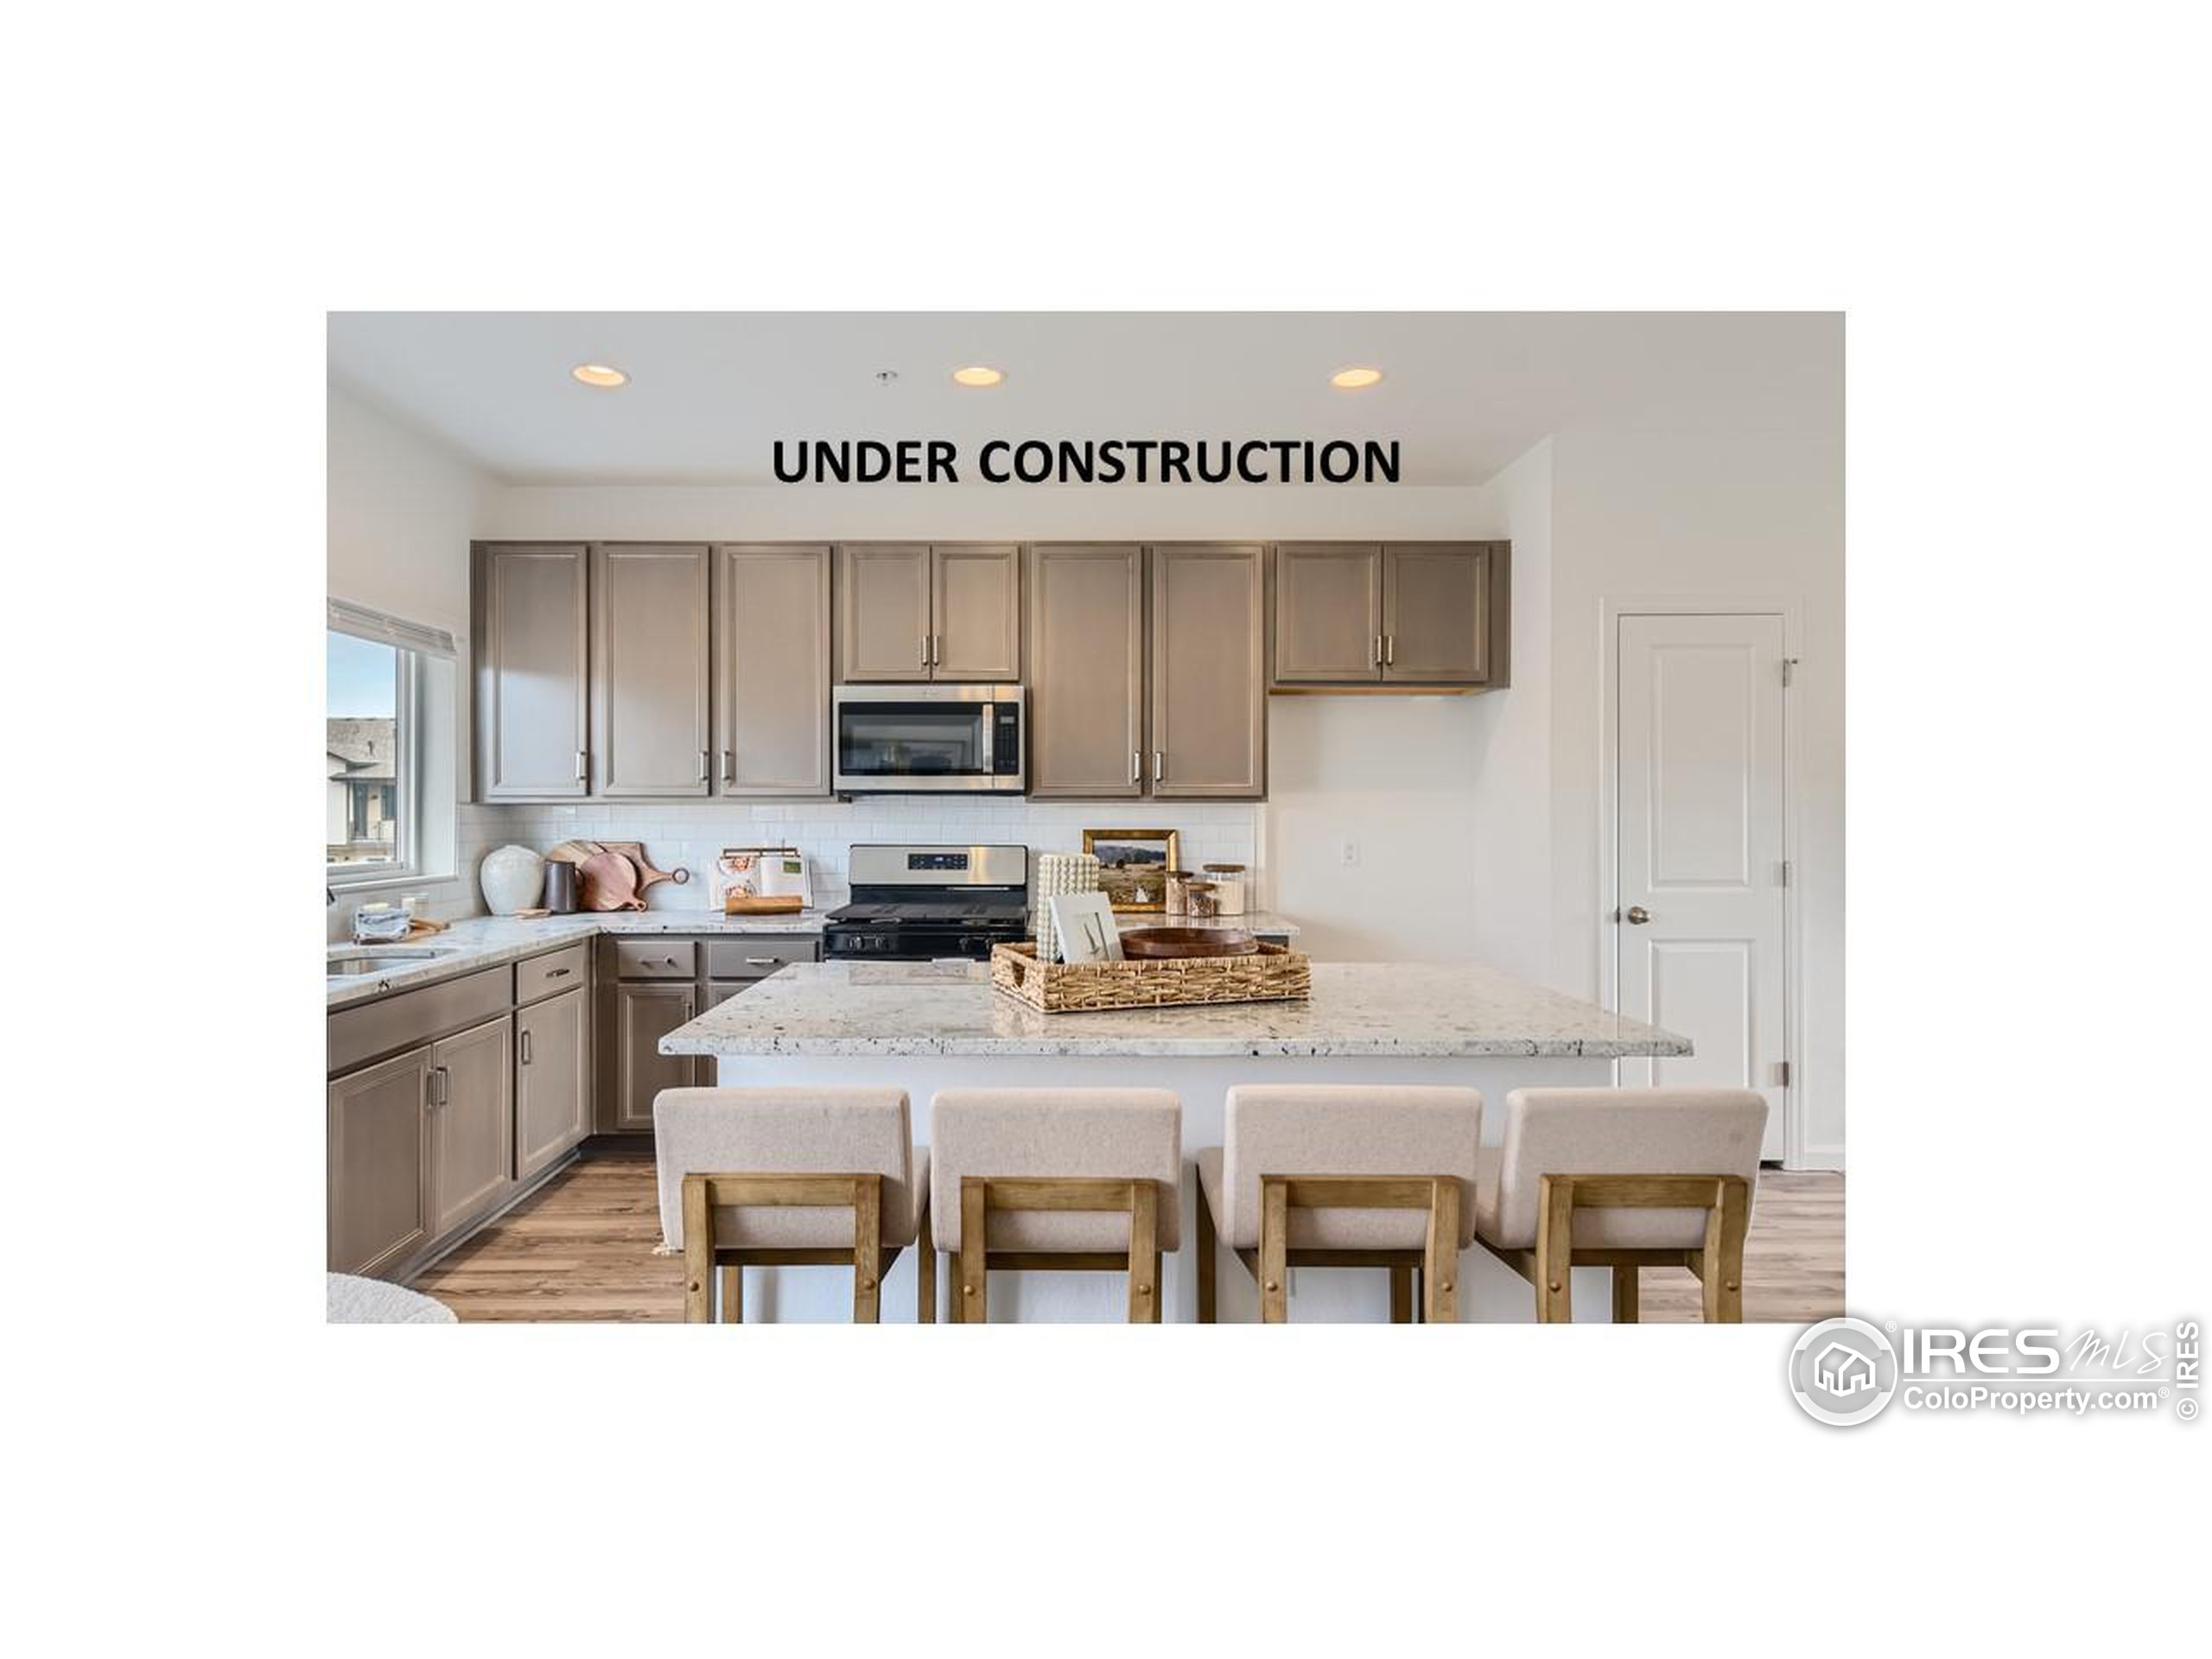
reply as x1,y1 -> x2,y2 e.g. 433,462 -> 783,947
982,705 -> 995,774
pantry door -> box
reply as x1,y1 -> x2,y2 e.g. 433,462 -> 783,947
1614,613 -> 1789,1160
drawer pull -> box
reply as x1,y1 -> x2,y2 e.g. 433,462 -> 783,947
518,1029 -> 533,1065
743,957 -> 778,966
544,966 -> 571,980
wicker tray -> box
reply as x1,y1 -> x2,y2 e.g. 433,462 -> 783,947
990,940 -> 1311,1013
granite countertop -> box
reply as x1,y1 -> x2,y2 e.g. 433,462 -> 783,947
658,960 -> 1690,1060
325,910 -> 834,1008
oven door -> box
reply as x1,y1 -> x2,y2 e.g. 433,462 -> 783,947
833,685 -> 1024,792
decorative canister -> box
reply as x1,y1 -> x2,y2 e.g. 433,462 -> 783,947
1163,869 -> 1193,917
1202,862 -> 1248,916
1185,879 -> 1222,919
480,844 -> 547,916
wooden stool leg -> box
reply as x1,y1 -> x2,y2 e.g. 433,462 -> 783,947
1535,1175 -> 1574,1323
916,1198 -> 936,1325
1196,1181 -> 1218,1325
1127,1180 -> 1159,1323
1423,1179 -> 1459,1324
1389,1264 -> 1414,1324
959,1179 -> 988,1325
719,1266 -> 744,1323
944,1255 -> 961,1322
1259,1179 -> 1289,1324
1702,1177 -> 1751,1323
851,1176 -> 882,1324
682,1175 -> 713,1324
1612,1265 -> 1639,1324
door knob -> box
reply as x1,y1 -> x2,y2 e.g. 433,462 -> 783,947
1624,906 -> 1651,925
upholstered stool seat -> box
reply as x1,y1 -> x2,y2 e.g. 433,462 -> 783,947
655,1086 -> 934,1323
1471,1087 -> 1767,1321
931,1088 -> 1182,1323
1197,1084 -> 1484,1324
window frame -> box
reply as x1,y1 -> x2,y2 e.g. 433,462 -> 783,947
326,625 -> 426,891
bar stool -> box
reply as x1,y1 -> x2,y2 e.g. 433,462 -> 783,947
653,1087 -> 933,1324
931,1089 -> 1181,1324
1471,1087 -> 1767,1323
1195,1084 -> 1483,1324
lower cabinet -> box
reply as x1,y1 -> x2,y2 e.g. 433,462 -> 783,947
604,980 -> 701,1131
428,1015 -> 515,1238
327,1047 -> 433,1278
515,986 -> 591,1181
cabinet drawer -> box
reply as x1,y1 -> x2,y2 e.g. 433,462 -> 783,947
703,937 -> 817,979
612,938 -> 698,979
515,942 -> 590,1004
327,965 -> 511,1077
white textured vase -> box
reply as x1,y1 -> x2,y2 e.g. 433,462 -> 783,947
480,844 -> 547,916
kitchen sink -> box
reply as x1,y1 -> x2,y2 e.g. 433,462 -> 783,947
327,947 -> 456,979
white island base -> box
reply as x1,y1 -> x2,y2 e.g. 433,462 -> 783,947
702,1051 -> 1623,1324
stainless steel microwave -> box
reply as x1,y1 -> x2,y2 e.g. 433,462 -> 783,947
832,683 -> 1026,793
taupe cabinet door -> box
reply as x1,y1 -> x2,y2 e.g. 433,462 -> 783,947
1027,543 -> 1146,798
591,545 -> 712,796
714,544 -> 831,796
1383,543 -> 1491,683
327,1048 -> 431,1276
606,982 -> 699,1132
1273,543 -> 1383,682
931,544 -> 1021,681
838,543 -> 933,679
1150,544 -> 1265,798
515,987 -> 589,1182
428,1015 -> 514,1238
474,544 -> 590,798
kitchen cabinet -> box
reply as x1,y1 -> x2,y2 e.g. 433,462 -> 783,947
1027,543 -> 1146,799
838,543 -> 1021,682
327,1047 -> 432,1278
1271,541 -> 1510,689
474,543 -> 591,799
602,980 -> 701,1132
715,543 -> 832,796
1149,544 -> 1265,798
515,987 -> 590,1182
1273,543 -> 1383,683
1026,543 -> 1265,801
427,1015 -> 515,1238
591,544 -> 713,797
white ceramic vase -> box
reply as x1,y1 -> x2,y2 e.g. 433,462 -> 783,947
480,844 -> 547,916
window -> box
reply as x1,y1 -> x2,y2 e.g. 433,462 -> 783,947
326,601 -> 455,888
327,627 -> 419,879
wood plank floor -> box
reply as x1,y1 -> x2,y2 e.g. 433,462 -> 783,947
413,1150 -> 1843,1324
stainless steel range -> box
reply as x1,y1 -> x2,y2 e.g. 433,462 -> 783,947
823,843 -> 1030,963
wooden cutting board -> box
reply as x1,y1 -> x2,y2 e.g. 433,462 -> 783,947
578,850 -> 645,911
595,841 -> 690,895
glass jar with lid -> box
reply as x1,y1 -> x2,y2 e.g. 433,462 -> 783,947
1201,862 -> 1247,916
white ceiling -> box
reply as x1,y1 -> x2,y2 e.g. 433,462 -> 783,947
327,312 -> 1840,487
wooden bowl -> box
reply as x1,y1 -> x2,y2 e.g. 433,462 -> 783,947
1118,926 -> 1260,960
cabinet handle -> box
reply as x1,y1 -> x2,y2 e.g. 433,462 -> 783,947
721,749 -> 733,784
518,1029 -> 532,1065
1131,750 -> 1141,785
698,749 -> 710,783
1385,633 -> 1395,665
1372,634 -> 1382,668
931,633 -> 943,666
920,635 -> 930,668
742,957 -> 778,966
1154,750 -> 1165,783
545,966 -> 571,979
428,1065 -> 448,1108
575,749 -> 588,783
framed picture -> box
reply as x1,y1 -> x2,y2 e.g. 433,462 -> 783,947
1048,892 -> 1124,963
1082,828 -> 1180,912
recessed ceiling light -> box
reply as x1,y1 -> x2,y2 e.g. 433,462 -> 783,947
950,365 -> 1005,388
571,363 -> 628,388
1330,366 -> 1384,390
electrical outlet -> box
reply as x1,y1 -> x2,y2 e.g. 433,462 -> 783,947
1340,839 -> 1360,867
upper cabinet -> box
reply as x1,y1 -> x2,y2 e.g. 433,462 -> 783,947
1028,543 -> 1146,799
591,544 -> 712,797
839,543 -> 1021,682
1272,541 -> 1510,690
1151,544 -> 1266,798
474,544 -> 590,799
715,544 -> 831,797
1027,543 -> 1265,802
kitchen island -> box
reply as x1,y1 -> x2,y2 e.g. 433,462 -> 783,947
661,959 -> 1690,1323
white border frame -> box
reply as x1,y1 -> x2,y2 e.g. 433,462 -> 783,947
1598,594 -> 1809,1168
